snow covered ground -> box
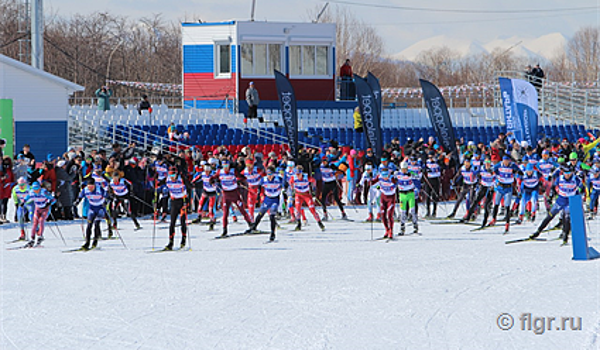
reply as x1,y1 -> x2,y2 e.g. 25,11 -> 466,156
1,204 -> 599,350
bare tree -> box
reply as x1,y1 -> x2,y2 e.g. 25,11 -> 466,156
566,26 -> 600,82
309,5 -> 385,79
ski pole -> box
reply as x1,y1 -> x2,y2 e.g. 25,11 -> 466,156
180,202 -> 192,251
370,209 -> 373,241
131,194 -> 155,211
152,180 -> 158,251
49,211 -> 67,246
112,225 -> 128,250
80,216 -> 86,239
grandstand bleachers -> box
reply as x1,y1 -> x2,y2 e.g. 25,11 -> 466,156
69,105 -> 599,151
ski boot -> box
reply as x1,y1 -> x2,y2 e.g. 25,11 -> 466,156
18,229 -> 26,241
375,213 -> 382,222
399,224 -> 405,236
321,213 -> 329,222
446,213 -> 455,219
365,213 -> 373,222
528,231 -> 541,241
383,228 -> 391,239
91,239 -> 98,249
80,238 -> 91,250
232,215 -> 238,223
24,239 -> 36,248
180,236 -> 187,249
164,239 -> 174,251
414,223 -> 419,235
294,221 -> 302,231
134,223 -> 142,231
515,215 -> 524,225
341,213 -> 348,220
208,221 -> 216,231
317,221 -> 325,231
530,214 -> 536,223
503,223 -> 510,235
487,218 -> 496,227
191,216 -> 202,224
244,223 -> 257,235
107,227 -> 114,239
221,228 -> 228,238
35,236 -> 44,247
269,232 -> 276,242
159,214 -> 168,223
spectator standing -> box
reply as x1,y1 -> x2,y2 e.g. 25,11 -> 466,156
13,155 -> 28,180
137,95 -> 151,115
339,59 -> 354,100
17,144 -> 35,163
246,81 -> 262,122
531,64 -> 545,96
0,156 -> 14,223
339,59 -> 353,78
55,160 -> 76,220
95,85 -> 113,111
525,65 -> 533,83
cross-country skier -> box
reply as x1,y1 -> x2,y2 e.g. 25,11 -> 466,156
488,155 -> 522,233
76,177 -> 107,250
424,151 -> 442,218
397,161 -> 418,235
529,164 -> 584,245
290,165 -> 324,231
23,181 -> 56,247
243,158 -> 263,218
359,164 -> 379,221
192,164 -> 218,229
163,167 -> 190,250
108,171 -> 141,230
586,164 -> 600,220
516,163 -> 540,224
460,159 -> 495,226
212,160 -> 253,237
245,167 -> 282,242
12,177 -> 30,240
319,157 -> 347,221
407,157 -> 424,219
370,167 -> 397,239
537,150 -> 557,211
447,157 -> 478,219
88,164 -> 114,237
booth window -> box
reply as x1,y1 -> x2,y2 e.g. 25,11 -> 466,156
290,45 -> 330,77
241,43 -> 282,77
215,44 -> 231,77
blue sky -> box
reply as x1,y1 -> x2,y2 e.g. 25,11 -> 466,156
45,0 -> 600,54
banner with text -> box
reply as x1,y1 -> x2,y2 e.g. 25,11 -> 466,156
355,75 -> 383,160
274,70 -> 299,160
420,79 -> 458,162
499,77 -> 538,146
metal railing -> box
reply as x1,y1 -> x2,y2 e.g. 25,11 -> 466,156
68,111 -> 319,154
495,70 -> 600,129
68,113 -> 192,155
69,96 -> 239,111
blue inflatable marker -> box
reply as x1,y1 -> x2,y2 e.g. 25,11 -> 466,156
569,195 -> 600,261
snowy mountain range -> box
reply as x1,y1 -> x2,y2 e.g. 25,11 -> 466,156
393,33 -> 567,62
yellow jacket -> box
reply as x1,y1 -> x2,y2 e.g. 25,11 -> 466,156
353,110 -> 363,130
